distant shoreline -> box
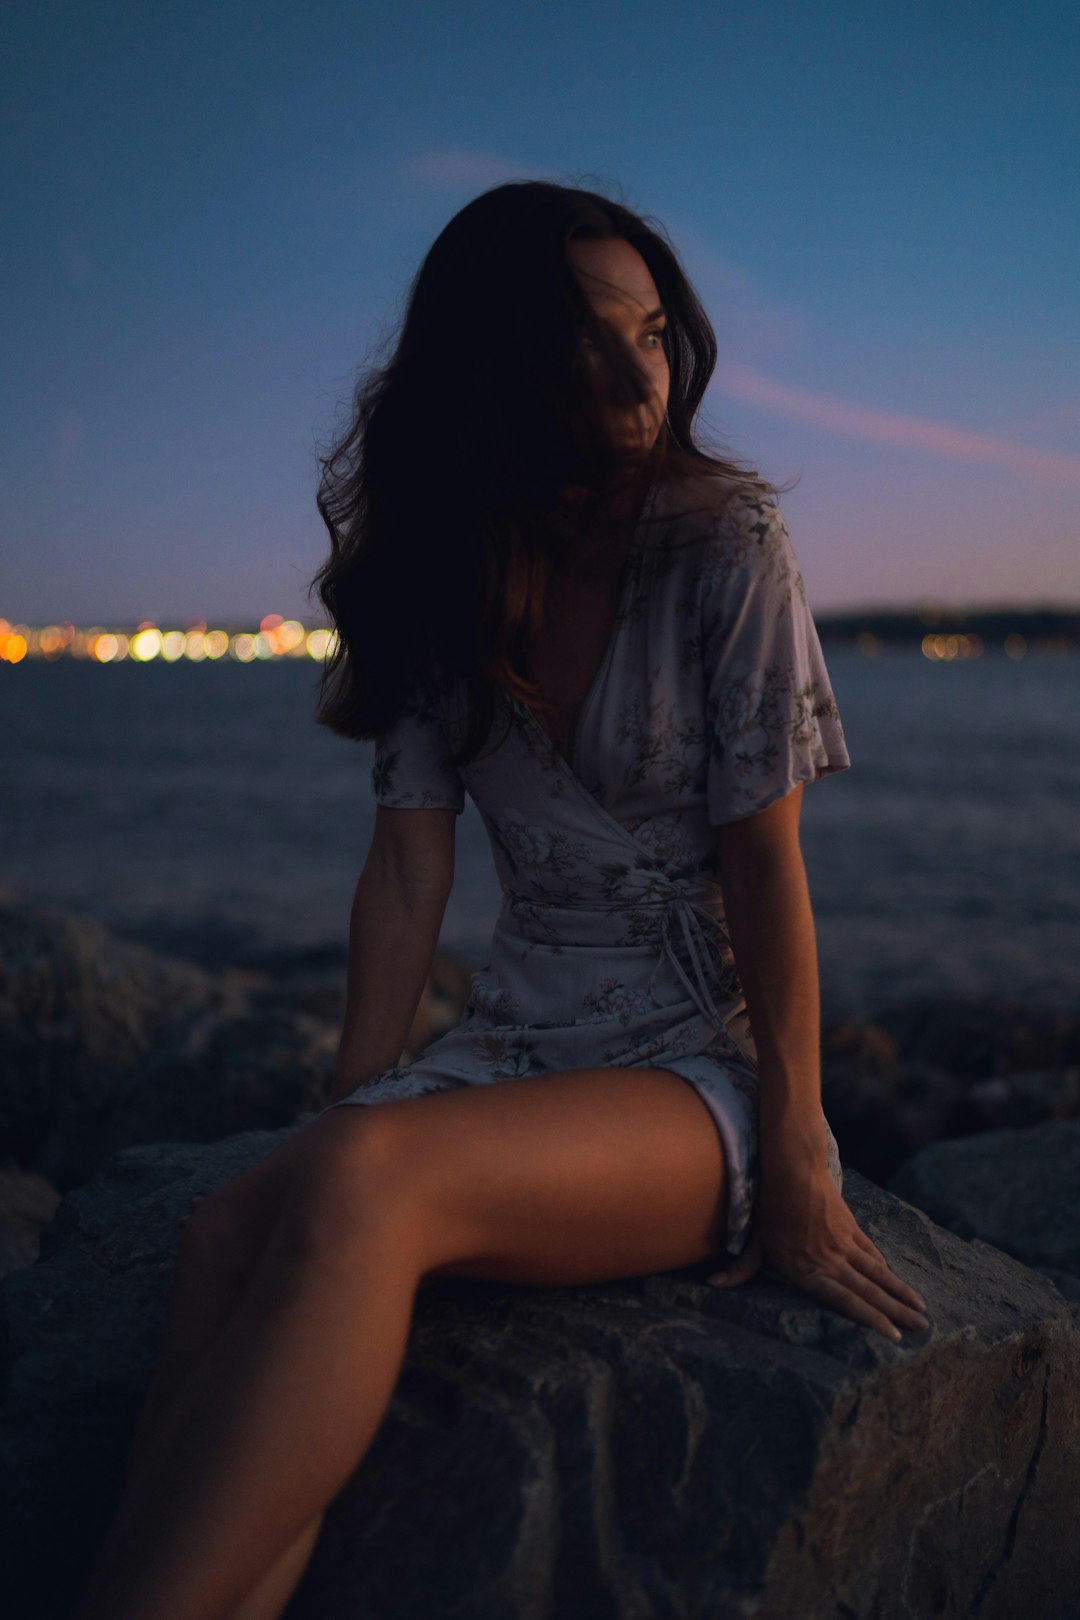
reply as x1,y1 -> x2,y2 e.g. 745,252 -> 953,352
2,606 -> 1078,664
815,604 -> 1079,655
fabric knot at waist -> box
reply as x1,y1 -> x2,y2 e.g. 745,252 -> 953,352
499,880 -> 737,1034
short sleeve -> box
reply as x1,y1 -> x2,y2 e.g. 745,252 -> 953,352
370,683 -> 466,813
700,496 -> 851,825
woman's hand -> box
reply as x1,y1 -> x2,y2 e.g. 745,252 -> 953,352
707,1157 -> 931,1343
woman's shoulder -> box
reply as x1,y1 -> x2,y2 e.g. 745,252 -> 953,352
652,469 -> 795,594
653,468 -> 780,542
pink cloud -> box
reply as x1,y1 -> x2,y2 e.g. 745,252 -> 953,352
715,362 -> 1080,486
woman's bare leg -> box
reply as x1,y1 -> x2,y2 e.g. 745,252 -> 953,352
123,1149 -> 299,1488
223,1515 -> 323,1620
73,1066 -> 731,1620
105,1140 -> 334,1620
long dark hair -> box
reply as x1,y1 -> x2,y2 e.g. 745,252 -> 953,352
309,178 -> 781,768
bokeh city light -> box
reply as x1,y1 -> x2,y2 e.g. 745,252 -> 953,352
0,618 -> 339,664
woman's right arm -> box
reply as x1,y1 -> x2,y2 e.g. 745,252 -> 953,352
330,805 -> 457,1103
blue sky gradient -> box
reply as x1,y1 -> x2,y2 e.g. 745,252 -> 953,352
3,0 -> 1077,621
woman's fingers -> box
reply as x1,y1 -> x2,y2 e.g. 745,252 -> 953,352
706,1226 -> 764,1287
851,1226 -> 889,1268
755,1190 -> 932,1341
707,1181 -> 932,1345
789,1267 -> 921,1343
847,1238 -> 929,1316
803,1270 -> 911,1342
852,1225 -> 908,1281
830,1257 -> 931,1334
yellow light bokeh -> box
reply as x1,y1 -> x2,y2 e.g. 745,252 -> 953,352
131,628 -> 163,661
306,627 -> 336,660
39,626 -> 66,657
17,613 -> 1062,673
278,619 -> 306,652
921,631 -> 986,661
92,634 -> 121,662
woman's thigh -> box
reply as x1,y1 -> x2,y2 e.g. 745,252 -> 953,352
323,1065 -> 730,1288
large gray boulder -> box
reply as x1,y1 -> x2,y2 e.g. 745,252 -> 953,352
889,1119 -> 1080,1303
819,1001 -> 1080,1183
0,901 -> 474,1197
0,899 -> 220,1181
2,1126 -> 1078,1620
0,900 -> 336,1187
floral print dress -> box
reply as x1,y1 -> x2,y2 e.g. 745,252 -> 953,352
324,472 -> 852,1257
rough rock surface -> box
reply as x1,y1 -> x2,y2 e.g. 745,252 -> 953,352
870,996 -> 1080,1080
820,1000 -> 1080,1183
889,1119 -> 1080,1304
0,898 -> 332,1188
2,1127 -> 1078,1620
0,901 -> 471,1192
0,1164 -> 60,1277
0,898 -> 219,1181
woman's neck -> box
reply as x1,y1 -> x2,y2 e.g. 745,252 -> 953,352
555,472 -> 647,541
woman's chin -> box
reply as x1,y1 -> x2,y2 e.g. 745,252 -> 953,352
612,433 -> 657,460
607,415 -> 661,454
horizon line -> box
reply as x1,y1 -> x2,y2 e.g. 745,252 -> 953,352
5,600 -> 1080,628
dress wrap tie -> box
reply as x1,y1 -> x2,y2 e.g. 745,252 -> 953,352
500,881 -> 736,1037
658,895 -> 733,1034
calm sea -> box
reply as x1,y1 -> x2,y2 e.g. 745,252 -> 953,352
2,651 -> 1078,1019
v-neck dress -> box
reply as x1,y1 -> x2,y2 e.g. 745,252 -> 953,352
323,473 -> 852,1257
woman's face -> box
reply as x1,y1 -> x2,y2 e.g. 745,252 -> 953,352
566,237 -> 670,456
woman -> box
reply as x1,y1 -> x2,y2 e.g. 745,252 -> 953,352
75,181 -> 930,1620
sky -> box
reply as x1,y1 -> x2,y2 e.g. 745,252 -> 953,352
2,0 -> 1078,622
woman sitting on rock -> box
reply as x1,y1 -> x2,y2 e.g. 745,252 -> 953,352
75,178 -> 930,1620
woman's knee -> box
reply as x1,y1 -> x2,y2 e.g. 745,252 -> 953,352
268,1106 -> 429,1261
175,1151 -> 295,1280
175,1187 -> 258,1283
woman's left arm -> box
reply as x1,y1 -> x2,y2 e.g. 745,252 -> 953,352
713,785 -> 930,1342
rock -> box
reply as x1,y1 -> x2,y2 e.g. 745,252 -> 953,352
251,947 -> 474,1053
888,1120 -> 1080,1304
949,1067 -> 1080,1133
2,1128 -> 1078,1620
821,1053 -> 963,1182
869,995 -> 1080,1080
75,1000 -> 338,1178
0,1164 -> 60,1278
0,901 -> 475,1190
821,1006 -> 1080,1183
0,899 -> 217,1176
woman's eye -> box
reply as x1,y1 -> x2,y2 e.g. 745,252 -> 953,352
577,327 -> 666,354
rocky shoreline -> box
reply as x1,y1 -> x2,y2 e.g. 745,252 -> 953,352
2,896 -> 1077,1282
2,897 -> 1079,1618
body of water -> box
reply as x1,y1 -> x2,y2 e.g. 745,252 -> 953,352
2,651 -> 1078,1017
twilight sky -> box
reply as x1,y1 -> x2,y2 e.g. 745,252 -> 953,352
2,0 -> 1078,623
